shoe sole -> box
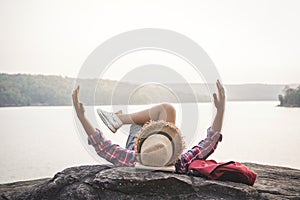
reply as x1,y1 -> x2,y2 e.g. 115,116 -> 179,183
97,110 -> 117,133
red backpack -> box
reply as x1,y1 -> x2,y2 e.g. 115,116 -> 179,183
188,160 -> 257,186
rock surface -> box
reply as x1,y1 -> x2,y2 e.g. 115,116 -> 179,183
0,163 -> 299,200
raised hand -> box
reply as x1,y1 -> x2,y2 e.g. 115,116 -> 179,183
72,85 -> 85,119
211,80 -> 225,132
213,80 -> 226,111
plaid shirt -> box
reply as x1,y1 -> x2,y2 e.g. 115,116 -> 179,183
88,127 -> 222,173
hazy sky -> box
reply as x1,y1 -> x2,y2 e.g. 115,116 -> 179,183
0,0 -> 299,84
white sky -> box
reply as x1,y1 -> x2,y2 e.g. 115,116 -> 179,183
0,0 -> 299,84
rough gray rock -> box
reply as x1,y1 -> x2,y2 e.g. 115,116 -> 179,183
0,163 -> 299,200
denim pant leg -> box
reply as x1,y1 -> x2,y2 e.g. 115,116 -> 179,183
126,124 -> 143,150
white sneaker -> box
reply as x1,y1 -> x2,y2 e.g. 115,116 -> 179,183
97,109 -> 123,133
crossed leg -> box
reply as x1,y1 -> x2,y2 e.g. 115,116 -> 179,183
116,103 -> 176,125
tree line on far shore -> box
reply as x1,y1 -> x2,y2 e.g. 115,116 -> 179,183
278,86 -> 300,107
0,73 -> 209,106
0,73 -> 73,106
1,73 -> 298,107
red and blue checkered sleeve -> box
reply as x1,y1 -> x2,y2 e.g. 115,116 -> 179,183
88,129 -> 136,167
175,127 -> 222,173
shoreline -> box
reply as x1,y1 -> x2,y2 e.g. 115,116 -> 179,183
277,104 -> 300,108
0,100 -> 283,108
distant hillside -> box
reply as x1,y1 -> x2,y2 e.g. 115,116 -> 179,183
0,73 -> 295,107
222,84 -> 287,101
0,73 -> 73,106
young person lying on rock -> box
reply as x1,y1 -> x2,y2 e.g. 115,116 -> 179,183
72,80 -> 225,174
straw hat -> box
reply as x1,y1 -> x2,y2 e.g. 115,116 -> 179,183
135,120 -> 185,167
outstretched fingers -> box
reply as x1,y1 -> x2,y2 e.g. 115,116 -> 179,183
72,85 -> 80,106
72,85 -> 86,117
216,80 -> 225,100
72,85 -> 82,111
213,80 -> 226,110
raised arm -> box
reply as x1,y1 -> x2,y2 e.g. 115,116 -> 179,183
72,86 -> 136,167
72,85 -> 96,136
175,80 -> 226,173
211,80 -> 226,132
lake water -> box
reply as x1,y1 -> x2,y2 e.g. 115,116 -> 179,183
0,101 -> 299,184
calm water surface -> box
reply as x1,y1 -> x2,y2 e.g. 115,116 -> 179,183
0,101 -> 299,183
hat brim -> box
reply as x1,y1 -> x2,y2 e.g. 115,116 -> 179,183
135,120 -> 185,166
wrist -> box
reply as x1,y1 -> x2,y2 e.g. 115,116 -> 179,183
217,107 -> 225,113
77,113 -> 86,121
